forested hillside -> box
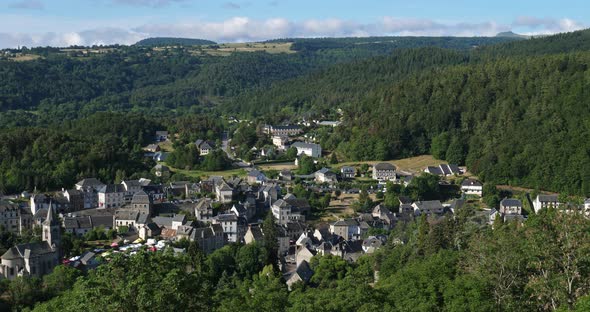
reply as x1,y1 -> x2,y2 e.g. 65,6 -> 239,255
134,37 -> 217,46
230,29 -> 590,195
0,31 -> 589,195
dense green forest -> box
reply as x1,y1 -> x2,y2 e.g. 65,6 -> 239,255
0,113 -> 160,193
230,29 -> 590,195
134,37 -> 217,46
1,207 -> 586,311
0,30 -> 590,195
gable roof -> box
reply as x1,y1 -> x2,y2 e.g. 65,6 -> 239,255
2,241 -> 54,260
461,179 -> 482,187
537,194 -> 559,202
500,198 -> 522,207
374,163 -> 395,171
425,166 -> 443,175
293,260 -> 314,283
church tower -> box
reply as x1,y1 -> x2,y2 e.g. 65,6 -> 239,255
42,202 -> 61,250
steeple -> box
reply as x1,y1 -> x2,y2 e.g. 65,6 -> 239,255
42,201 -> 60,249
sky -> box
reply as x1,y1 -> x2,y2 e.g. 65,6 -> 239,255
0,0 -> 588,48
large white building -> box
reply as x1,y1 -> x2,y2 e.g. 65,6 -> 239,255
98,184 -> 126,209
291,142 -> 322,158
461,179 -> 483,196
533,194 -> 560,213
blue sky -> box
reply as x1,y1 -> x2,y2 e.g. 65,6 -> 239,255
0,0 -> 588,48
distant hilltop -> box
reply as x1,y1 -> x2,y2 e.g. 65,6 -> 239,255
134,37 -> 217,47
495,31 -> 531,39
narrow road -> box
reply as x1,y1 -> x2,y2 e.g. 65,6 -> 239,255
222,131 -> 251,168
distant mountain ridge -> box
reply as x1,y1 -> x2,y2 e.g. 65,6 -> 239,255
135,37 -> 216,46
496,31 -> 530,39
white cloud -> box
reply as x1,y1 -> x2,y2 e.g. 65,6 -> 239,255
0,16 -> 586,48
513,16 -> 585,34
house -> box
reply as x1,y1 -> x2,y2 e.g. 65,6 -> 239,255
30,194 -> 50,215
533,194 -> 561,214
279,170 -> 293,181
362,236 -> 386,254
90,215 -> 115,231
264,125 -> 303,137
259,183 -> 280,207
295,245 -> 316,267
0,205 -> 60,280
286,260 -> 314,290
115,210 -> 140,231
63,216 -> 93,236
131,191 -> 153,216
340,166 -> 355,179
153,164 -> 170,177
195,139 -> 214,155
138,223 -> 161,240
75,178 -> 105,209
329,219 -> 365,241
372,204 -> 397,229
283,221 -> 307,241
189,224 -> 225,254
63,189 -> 84,211
314,168 -> 337,184
195,198 -> 215,222
155,131 -> 169,141
0,201 -> 32,234
284,197 -> 311,217
244,224 -> 265,245
121,180 -> 142,203
500,198 -> 523,215
98,184 -> 126,209
152,214 -> 186,231
272,135 -> 289,150
145,144 -> 160,153
461,179 -> 483,196
272,199 -> 304,225
412,200 -> 445,216
247,170 -> 267,184
212,213 -> 246,243
231,202 -> 256,222
52,194 -> 72,213
425,164 -> 461,176
291,142 -> 322,158
372,163 -> 396,181
215,180 -> 234,203
75,178 -> 106,192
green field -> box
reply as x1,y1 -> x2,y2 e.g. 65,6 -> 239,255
169,166 -> 247,179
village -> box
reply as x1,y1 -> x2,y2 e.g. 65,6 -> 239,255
0,122 -> 575,290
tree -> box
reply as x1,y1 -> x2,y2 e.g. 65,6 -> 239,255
297,154 -> 316,175
329,153 -> 338,164
43,265 -> 82,297
262,212 -> 279,267
430,132 -> 450,160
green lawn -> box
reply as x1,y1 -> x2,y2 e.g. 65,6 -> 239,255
170,166 -> 247,179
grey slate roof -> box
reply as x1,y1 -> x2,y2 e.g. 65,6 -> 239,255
500,198 -> 522,207
461,179 -> 482,187
374,163 -> 395,171
76,178 -> 105,188
538,194 -> 559,202
99,184 -> 126,194
131,191 -> 152,205
2,241 -> 54,260
294,260 -> 314,283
